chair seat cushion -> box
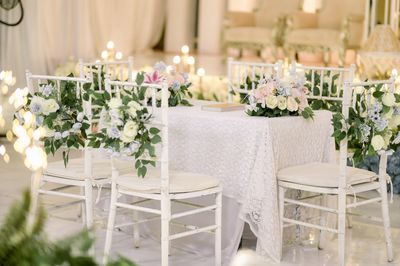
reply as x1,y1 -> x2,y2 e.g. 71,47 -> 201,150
277,163 -> 378,188
117,170 -> 220,194
224,27 -> 273,45
44,158 -> 134,180
286,28 -> 341,49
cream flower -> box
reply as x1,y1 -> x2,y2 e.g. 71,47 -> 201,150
277,96 -> 287,110
371,135 -> 385,151
382,107 -> 394,119
42,99 -> 60,115
287,97 -> 299,112
265,95 -> 278,109
389,115 -> 400,129
121,121 -> 138,143
382,93 -> 396,107
108,98 -> 122,109
384,131 -> 392,146
127,101 -> 143,117
156,90 -> 171,101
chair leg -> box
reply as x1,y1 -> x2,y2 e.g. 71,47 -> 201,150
278,186 -> 285,259
161,196 -> 170,266
215,191 -> 222,266
79,186 -> 85,223
346,196 -> 353,229
318,194 -> 327,250
133,208 -> 140,248
84,179 -> 93,228
379,180 -> 394,262
29,171 -> 41,226
337,191 -> 347,266
103,182 -> 118,265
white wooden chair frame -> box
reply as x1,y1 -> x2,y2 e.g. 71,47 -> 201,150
27,72 -> 97,228
102,79 -> 222,266
79,56 -> 134,91
227,58 -> 283,102
278,75 -> 395,266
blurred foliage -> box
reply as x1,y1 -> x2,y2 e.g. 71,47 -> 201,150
0,190 -> 137,266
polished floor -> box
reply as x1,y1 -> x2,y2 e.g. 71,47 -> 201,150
0,142 -> 399,266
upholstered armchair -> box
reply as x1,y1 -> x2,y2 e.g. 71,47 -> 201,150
284,0 -> 367,66
222,0 -> 301,59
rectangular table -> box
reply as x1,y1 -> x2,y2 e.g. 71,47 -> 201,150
156,101 -> 335,264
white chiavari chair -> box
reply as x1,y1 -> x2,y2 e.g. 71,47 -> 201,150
27,72 -> 135,229
26,72 -> 97,227
102,79 -> 223,266
227,58 -> 283,102
277,75 -> 395,266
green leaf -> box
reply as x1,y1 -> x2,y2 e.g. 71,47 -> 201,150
149,127 -> 160,134
151,135 -> 161,144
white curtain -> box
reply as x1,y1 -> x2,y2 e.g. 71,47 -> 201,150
0,0 -> 165,88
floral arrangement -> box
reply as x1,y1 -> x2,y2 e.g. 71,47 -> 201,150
14,79 -> 90,166
332,83 -> 400,164
245,74 -> 314,119
144,61 -> 192,106
87,79 -> 161,177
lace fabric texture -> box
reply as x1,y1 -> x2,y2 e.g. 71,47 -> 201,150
166,103 -> 335,262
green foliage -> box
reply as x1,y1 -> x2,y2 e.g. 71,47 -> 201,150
88,85 -> 161,178
0,190 -> 137,266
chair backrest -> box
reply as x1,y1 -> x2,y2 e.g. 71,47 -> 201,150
254,0 -> 302,27
318,0 -> 366,29
338,76 -> 396,188
104,78 -> 170,193
290,62 -> 356,103
25,71 -> 93,174
79,57 -> 134,91
227,58 -> 283,102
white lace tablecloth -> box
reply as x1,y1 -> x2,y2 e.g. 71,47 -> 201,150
164,101 -> 335,262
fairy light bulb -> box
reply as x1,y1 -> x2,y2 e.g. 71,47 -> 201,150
101,50 -> 108,60
173,55 -> 181,64
187,56 -> 195,65
107,41 -> 115,50
197,68 -> 206,77
115,51 -> 123,60
181,45 -> 189,54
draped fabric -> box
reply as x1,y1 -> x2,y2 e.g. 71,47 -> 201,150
0,0 -> 165,88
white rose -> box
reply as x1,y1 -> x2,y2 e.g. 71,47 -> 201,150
382,93 -> 396,107
287,97 -> 299,112
277,96 -> 287,110
371,135 -> 385,151
77,112 -> 85,122
44,126 -> 55,137
121,121 -> 138,143
42,99 -> 59,115
54,132 -> 62,140
382,107 -> 394,119
384,132 -> 392,146
389,115 -> 400,129
29,96 -> 45,115
127,101 -> 143,117
265,96 -> 278,109
108,98 -> 122,109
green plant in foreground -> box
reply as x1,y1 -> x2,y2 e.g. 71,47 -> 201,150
0,190 -> 137,266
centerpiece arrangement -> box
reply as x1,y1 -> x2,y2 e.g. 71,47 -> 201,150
144,61 -> 192,107
244,74 -> 314,119
15,79 -> 90,166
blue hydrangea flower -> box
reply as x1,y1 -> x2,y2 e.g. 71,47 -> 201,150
171,80 -> 181,91
29,102 -> 42,115
154,61 -> 167,72
277,86 -> 291,96
107,126 -> 121,139
375,118 -> 388,132
35,116 -> 44,126
359,124 -> 371,142
41,84 -> 54,97
394,106 -> 400,116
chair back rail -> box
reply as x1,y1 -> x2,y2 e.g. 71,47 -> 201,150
79,57 -> 134,91
290,62 -> 356,104
227,58 -> 283,102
